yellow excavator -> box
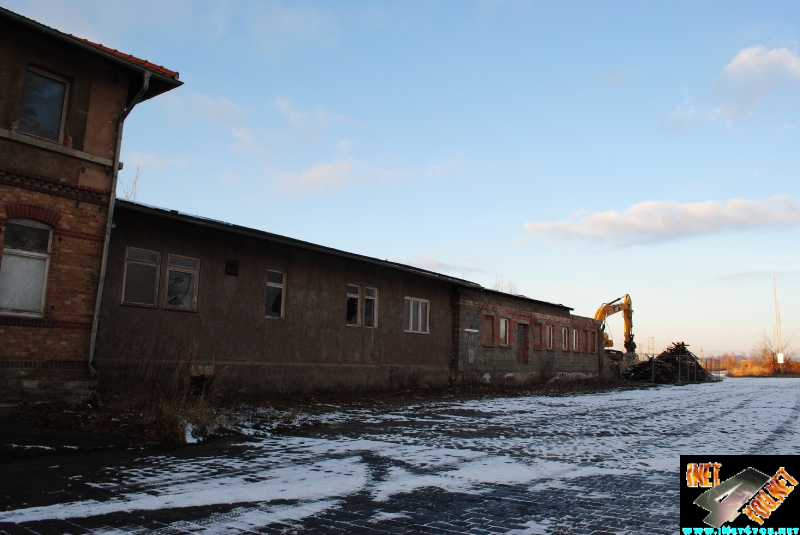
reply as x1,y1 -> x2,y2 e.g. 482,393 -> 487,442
594,294 -> 636,359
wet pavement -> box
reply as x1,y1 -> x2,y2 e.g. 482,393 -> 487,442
2,377 -> 799,534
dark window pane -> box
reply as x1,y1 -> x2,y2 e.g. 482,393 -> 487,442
19,70 -> 66,141
347,284 -> 359,295
420,301 -> 428,333
166,270 -> 195,309
127,248 -> 159,263
364,299 -> 375,327
346,296 -> 358,325
267,270 -> 283,284
403,299 -> 411,331
169,256 -> 198,269
266,286 -> 282,317
5,222 -> 50,252
124,264 -> 157,305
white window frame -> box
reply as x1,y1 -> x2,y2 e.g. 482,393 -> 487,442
404,296 -> 430,334
572,329 -> 578,351
265,269 -> 285,318
121,247 -> 161,307
164,253 -> 199,312
364,286 -> 378,328
546,325 -> 554,349
498,318 -> 509,346
0,219 -> 52,317
18,67 -> 69,144
561,327 -> 569,350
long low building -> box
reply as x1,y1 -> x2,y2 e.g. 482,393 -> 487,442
94,200 -> 604,394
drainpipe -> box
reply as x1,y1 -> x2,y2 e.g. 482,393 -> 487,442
87,71 -> 151,379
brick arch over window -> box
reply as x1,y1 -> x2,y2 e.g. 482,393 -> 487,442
4,204 -> 61,228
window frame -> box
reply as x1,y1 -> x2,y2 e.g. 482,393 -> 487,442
265,269 -> 286,319
498,317 -> 510,346
18,67 -> 70,144
121,246 -> 161,308
364,286 -> 378,328
0,219 -> 52,317
546,325 -> 554,350
403,296 -> 430,334
561,327 -> 569,350
572,329 -> 579,351
163,253 -> 200,312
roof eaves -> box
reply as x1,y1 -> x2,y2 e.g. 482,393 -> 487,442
0,7 -> 182,98
115,200 -> 481,289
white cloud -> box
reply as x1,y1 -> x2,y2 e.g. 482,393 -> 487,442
272,159 -> 360,195
670,46 -> 800,127
124,152 -> 191,170
243,2 -> 340,56
426,159 -> 461,178
395,257 -> 489,276
271,158 -> 403,195
274,98 -> 350,139
230,127 -> 278,162
160,92 -> 246,126
523,195 -> 800,247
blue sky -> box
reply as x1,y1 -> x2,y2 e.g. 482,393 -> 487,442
8,0 -> 799,355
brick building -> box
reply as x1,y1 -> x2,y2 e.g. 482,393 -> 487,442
452,286 -> 602,385
0,8 -> 181,402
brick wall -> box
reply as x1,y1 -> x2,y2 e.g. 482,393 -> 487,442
453,287 -> 602,385
0,168 -> 108,401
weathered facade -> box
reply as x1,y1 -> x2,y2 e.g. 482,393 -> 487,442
96,201 -> 604,395
453,287 -> 603,385
0,8 -> 180,402
95,201 -> 477,394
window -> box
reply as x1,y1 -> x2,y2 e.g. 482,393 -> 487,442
165,254 -> 199,311
364,286 -> 377,328
0,220 -> 52,315
546,325 -> 554,349
404,297 -> 429,334
122,247 -> 160,307
266,270 -> 285,318
19,68 -> 68,142
482,315 -> 494,345
561,327 -> 569,350
572,329 -> 578,351
346,284 -> 360,326
498,318 -> 509,346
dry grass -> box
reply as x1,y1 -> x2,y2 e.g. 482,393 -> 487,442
727,359 -> 800,377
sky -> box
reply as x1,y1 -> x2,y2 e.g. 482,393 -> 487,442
6,0 -> 799,355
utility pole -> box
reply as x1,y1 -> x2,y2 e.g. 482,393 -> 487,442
775,278 -> 784,375
650,336 -> 655,383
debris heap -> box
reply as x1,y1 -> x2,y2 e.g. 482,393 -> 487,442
621,342 -> 717,383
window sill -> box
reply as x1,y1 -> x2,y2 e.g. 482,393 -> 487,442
121,301 -> 158,308
164,306 -> 198,313
0,128 -> 115,167
0,315 -> 54,328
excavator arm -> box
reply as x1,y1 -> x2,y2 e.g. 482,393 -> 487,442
594,294 -> 636,353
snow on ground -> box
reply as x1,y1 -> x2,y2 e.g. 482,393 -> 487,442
2,377 -> 799,533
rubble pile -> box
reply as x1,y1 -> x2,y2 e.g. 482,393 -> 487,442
622,342 -> 717,383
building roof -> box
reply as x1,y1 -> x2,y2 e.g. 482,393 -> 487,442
0,7 -> 182,101
115,199 -> 483,289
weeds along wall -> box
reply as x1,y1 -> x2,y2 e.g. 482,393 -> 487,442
95,203 -> 464,395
